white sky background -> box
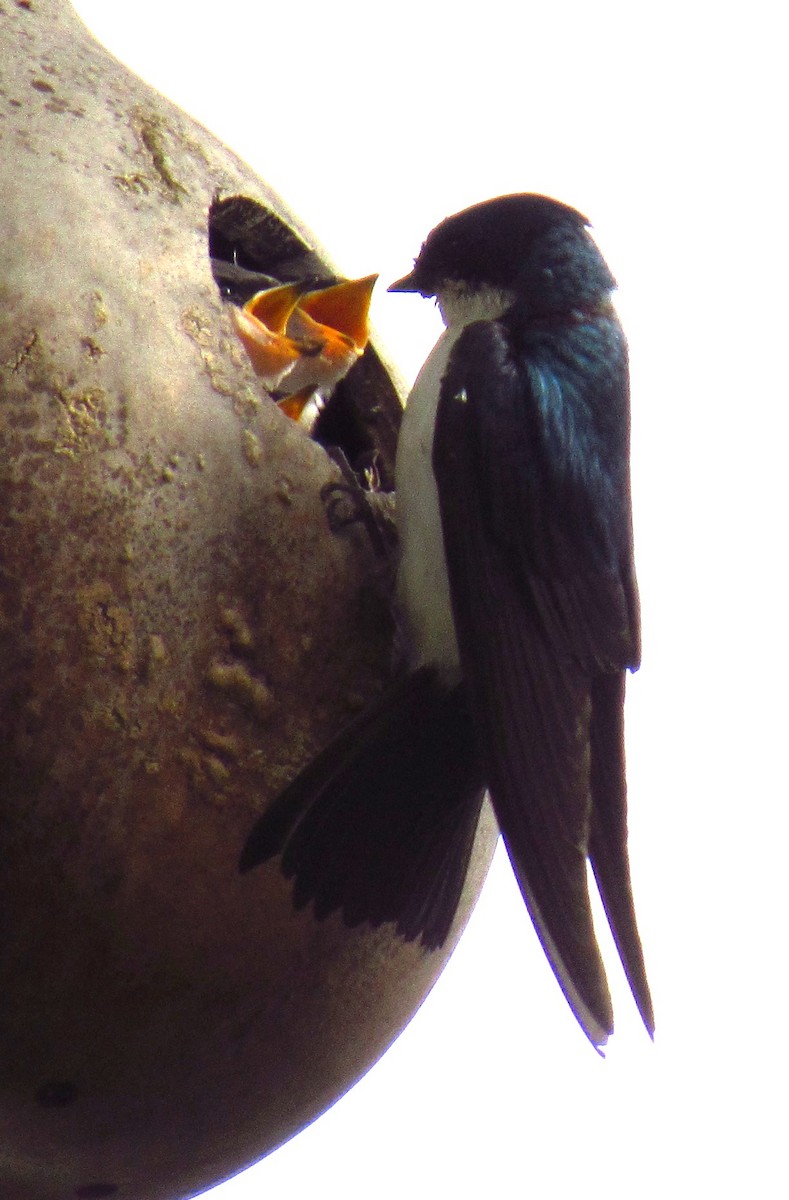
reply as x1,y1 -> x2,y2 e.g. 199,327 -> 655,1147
72,2 -> 787,1196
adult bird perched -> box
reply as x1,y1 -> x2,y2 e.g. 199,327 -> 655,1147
240,194 -> 653,1050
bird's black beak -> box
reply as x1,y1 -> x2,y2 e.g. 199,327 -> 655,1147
388,271 -> 421,293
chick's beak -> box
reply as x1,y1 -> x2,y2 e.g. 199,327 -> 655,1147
244,281 -> 305,334
297,274 -> 378,350
231,306 -> 302,386
276,387 -> 316,423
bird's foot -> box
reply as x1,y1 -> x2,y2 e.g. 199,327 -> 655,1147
321,447 -> 397,561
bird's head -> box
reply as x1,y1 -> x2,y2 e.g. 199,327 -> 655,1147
389,194 -> 616,321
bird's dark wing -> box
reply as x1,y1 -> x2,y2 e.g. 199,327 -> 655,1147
433,311 -> 653,1046
240,667 -> 486,950
588,670 -> 653,1031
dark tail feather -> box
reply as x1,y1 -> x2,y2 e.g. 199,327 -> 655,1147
589,672 -> 655,1035
474,622 -> 616,1048
240,668 -> 486,950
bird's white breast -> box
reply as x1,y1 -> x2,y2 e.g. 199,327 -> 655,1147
395,326 -> 463,680
395,285 -> 513,680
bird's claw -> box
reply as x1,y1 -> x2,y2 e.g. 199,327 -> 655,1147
321,447 -> 397,560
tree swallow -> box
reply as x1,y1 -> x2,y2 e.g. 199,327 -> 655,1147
240,194 -> 653,1049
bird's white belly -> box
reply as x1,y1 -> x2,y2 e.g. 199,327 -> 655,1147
395,327 -> 462,679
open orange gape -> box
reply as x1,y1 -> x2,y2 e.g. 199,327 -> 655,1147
232,275 -> 378,422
